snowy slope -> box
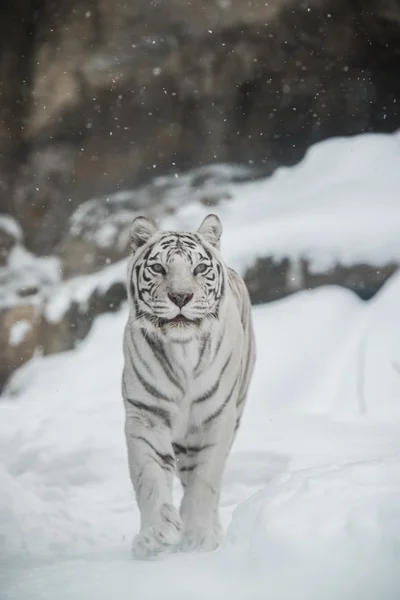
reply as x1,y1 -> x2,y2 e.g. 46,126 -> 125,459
1,272 -> 400,599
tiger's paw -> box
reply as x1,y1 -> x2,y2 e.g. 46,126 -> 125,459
132,504 -> 182,560
179,525 -> 222,553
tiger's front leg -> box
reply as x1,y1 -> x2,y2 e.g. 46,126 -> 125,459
177,403 -> 236,552
124,409 -> 182,559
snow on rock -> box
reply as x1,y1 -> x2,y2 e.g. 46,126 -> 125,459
59,130 -> 400,291
0,215 -> 23,240
0,244 -> 61,310
8,320 -> 32,346
44,259 -> 127,323
162,131 -> 400,275
58,163 -> 252,278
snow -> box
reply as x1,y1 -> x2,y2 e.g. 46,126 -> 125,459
162,131 -> 400,274
0,215 -> 23,242
0,245 -> 61,310
8,320 -> 32,347
44,259 -> 127,323
1,132 -> 400,599
2,272 -> 400,599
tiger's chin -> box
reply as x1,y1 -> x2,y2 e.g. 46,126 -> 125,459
154,314 -> 212,341
159,315 -> 200,341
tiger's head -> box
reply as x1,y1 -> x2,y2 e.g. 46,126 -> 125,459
127,214 -> 225,340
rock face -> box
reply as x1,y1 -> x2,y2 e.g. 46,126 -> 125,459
0,250 -> 127,392
245,258 -> 399,304
1,0 -> 400,253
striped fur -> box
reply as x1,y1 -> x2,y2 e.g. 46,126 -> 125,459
122,214 -> 255,558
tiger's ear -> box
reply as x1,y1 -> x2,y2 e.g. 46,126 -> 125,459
130,216 -> 158,252
197,214 -> 222,249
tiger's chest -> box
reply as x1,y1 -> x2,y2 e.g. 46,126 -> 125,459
166,332 -> 242,440
164,339 -> 201,438
169,340 -> 202,380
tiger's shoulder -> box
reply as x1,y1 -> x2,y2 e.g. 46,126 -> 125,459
226,267 -> 252,322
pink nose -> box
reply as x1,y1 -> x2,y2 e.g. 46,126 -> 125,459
168,293 -> 193,308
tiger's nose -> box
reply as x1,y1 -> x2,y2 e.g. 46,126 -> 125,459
168,292 -> 193,308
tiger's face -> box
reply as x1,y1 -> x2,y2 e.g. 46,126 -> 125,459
128,214 -> 225,339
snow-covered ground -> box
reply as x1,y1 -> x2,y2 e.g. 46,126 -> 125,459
1,131 -> 400,599
1,273 -> 400,599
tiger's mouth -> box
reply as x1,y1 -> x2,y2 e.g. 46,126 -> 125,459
157,315 -> 200,327
171,314 -> 190,323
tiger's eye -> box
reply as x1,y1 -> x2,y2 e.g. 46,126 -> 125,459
194,263 -> 207,276
151,263 -> 166,275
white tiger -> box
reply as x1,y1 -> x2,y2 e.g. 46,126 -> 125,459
122,214 -> 255,559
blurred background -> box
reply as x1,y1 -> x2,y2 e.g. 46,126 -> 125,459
1,0 -> 400,390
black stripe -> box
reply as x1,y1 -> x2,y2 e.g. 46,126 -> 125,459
133,435 -> 175,470
135,265 -> 144,302
214,329 -> 224,357
145,333 -> 184,393
173,443 -> 187,455
237,395 -> 246,407
173,443 -> 215,454
136,467 -> 145,494
126,398 -> 171,428
131,359 -> 175,403
143,245 -> 154,260
186,443 -> 215,453
178,465 -> 197,473
218,264 -> 225,300
135,265 -> 158,311
203,376 -> 239,426
204,248 -> 213,261
132,295 -> 141,317
130,334 -> 153,375
194,354 -> 232,403
194,335 -> 209,374
194,379 -> 219,404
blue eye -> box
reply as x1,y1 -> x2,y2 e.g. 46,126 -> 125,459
151,263 -> 166,275
194,263 -> 207,276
